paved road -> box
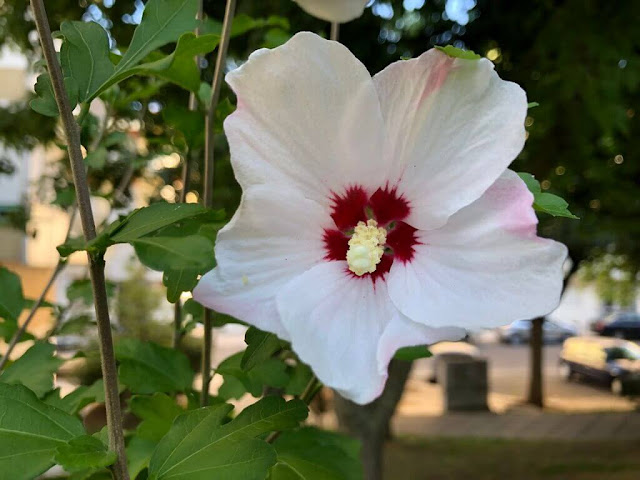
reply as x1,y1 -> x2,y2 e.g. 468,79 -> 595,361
404,341 -> 639,416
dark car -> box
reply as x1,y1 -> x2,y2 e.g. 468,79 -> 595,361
559,336 -> 640,395
592,312 -> 640,339
498,319 -> 576,345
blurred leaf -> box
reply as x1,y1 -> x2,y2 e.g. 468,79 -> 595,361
242,327 -> 282,371
53,187 -> 76,208
0,342 -> 62,397
127,436 -> 156,479
285,362 -> 314,397
43,380 -> 104,415
202,13 -> 290,38
0,266 -> 24,322
148,397 -> 307,480
0,383 -> 85,479
67,279 -> 116,305
56,315 -> 96,336
0,318 -> 34,343
435,45 -> 481,60
394,345 -> 432,361
30,73 -> 79,117
217,352 -> 289,398
129,393 -> 184,442
54,435 -> 116,473
262,28 -> 293,48
84,146 -> 108,169
268,427 -> 362,480
59,21 -> 114,102
115,338 -> 194,394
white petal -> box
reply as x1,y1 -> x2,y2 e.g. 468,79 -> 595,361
276,262 -> 395,404
373,49 -> 528,230
193,185 -> 328,340
377,314 -> 466,376
387,170 -> 568,329
292,0 -> 369,23
224,32 -> 386,204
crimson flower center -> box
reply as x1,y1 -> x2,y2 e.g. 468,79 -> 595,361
322,186 -> 419,281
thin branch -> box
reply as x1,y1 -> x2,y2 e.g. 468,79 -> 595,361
266,374 -> 321,444
200,0 -> 236,407
173,0 -> 204,350
330,22 -> 340,41
29,1 -> 129,478
0,260 -> 65,369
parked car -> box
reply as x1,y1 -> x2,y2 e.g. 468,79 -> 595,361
498,319 -> 576,345
592,312 -> 640,339
559,336 -> 640,395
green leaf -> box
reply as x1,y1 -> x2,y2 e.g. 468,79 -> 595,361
242,327 -> 282,371
109,202 -> 207,243
54,435 -> 117,473
119,33 -> 219,93
129,393 -> 184,442
217,353 -> 289,398
30,73 -> 79,117
0,266 -> 24,321
43,380 -> 104,415
0,383 -> 85,480
115,338 -> 194,394
394,345 -> 433,361
133,235 -> 214,272
55,315 -> 95,336
149,397 -> 307,480
285,362 -> 313,397
517,172 -> 579,219
127,436 -> 156,479
202,14 -> 290,39
534,192 -> 580,219
269,427 -> 363,480
0,342 -> 63,397
163,267 -> 200,303
88,0 -> 199,100
435,45 -> 481,60
59,21 -> 115,102
67,278 -> 116,305
84,146 -> 108,169
58,236 -> 89,257
0,319 -> 34,343
528,101 -> 540,109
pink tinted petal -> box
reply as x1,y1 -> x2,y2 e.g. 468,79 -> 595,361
276,262 -> 395,404
373,49 -> 528,230
193,185 -> 328,340
387,170 -> 568,329
224,32 -> 386,205
377,314 -> 466,376
293,0 -> 369,22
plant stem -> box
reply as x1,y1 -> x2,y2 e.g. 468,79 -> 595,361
200,0 -> 236,407
29,1 -> 129,478
173,0 -> 203,351
330,22 -> 340,41
266,375 -> 321,444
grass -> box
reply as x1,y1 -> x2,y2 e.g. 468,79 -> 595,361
384,437 -> 640,480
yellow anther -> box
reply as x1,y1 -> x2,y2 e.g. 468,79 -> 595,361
346,219 -> 387,276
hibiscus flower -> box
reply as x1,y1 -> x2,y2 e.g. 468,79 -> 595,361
194,33 -> 567,404
293,0 -> 370,23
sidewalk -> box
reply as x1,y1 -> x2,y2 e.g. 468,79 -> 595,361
392,409 -> 640,441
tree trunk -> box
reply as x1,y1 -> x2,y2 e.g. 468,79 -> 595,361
334,359 -> 412,480
527,316 -> 544,407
